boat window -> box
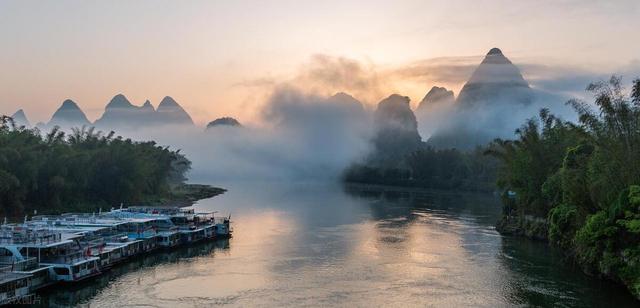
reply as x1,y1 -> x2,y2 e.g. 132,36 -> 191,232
72,265 -> 80,274
0,248 -> 12,256
54,267 -> 70,275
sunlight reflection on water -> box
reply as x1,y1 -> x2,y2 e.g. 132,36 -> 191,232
39,182 -> 639,307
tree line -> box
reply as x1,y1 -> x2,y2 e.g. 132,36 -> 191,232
0,118 -> 191,217
487,76 -> 640,299
343,146 -> 499,192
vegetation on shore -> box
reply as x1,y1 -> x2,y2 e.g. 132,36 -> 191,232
487,77 -> 640,298
343,147 -> 499,192
152,183 -> 226,207
0,119 -> 222,217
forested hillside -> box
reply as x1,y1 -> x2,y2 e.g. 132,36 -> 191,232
488,77 -> 640,298
0,117 -> 191,216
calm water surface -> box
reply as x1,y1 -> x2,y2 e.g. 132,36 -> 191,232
38,182 -> 639,307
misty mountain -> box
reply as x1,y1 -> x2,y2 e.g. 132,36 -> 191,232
456,48 -> 533,107
417,86 -> 454,111
156,96 -> 194,126
206,117 -> 242,129
370,94 -> 423,165
48,99 -> 90,127
94,95 -> 194,129
426,48 -> 561,149
10,109 -> 30,127
141,100 -> 155,113
95,94 -> 142,127
327,92 -> 366,114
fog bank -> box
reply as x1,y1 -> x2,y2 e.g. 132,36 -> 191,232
123,86 -> 372,183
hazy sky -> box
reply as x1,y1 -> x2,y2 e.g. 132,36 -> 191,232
1,0 -> 639,125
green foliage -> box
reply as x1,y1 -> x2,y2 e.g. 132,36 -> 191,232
343,146 -> 499,192
574,211 -> 619,272
548,203 -> 577,250
486,109 -> 583,217
616,185 -> 640,234
0,120 -> 191,216
491,77 -> 640,299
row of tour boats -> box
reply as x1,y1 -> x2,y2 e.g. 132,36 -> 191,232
0,206 -> 231,305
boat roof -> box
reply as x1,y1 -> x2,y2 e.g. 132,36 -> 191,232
0,272 -> 31,284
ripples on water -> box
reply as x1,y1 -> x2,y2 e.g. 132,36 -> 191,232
38,182 -> 638,307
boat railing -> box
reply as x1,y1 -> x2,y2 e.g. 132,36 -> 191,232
79,233 -> 128,247
213,217 -> 229,224
0,229 -> 64,245
39,250 -> 93,264
34,214 -> 129,225
5,257 -> 38,272
0,264 -> 13,273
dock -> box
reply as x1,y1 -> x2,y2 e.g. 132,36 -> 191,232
0,206 -> 231,305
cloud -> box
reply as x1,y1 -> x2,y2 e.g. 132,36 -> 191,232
234,54 -> 395,106
120,86 -> 372,184
391,56 -> 480,85
99,54 -> 640,183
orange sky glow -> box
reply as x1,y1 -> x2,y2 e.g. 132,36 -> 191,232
1,0 -> 639,125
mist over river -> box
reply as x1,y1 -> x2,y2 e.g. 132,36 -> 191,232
37,182 -> 638,307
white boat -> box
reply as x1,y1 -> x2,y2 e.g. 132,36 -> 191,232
0,272 -> 32,305
0,225 -> 100,283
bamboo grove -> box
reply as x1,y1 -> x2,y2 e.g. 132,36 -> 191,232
0,119 -> 191,217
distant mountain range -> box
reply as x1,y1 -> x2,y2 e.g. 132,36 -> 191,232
4,47 -> 559,151
6,95 -> 197,130
94,94 -> 194,128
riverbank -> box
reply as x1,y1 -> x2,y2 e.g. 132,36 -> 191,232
343,179 -> 495,194
495,212 -> 640,302
495,215 -> 548,241
168,183 -> 227,206
141,183 -> 227,207
14,184 -> 227,217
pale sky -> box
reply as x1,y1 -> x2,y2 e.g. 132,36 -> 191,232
1,0 -> 639,125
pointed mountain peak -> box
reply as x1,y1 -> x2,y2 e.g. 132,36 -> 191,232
59,99 -> 83,111
12,109 -> 26,118
106,94 -> 134,109
487,47 -> 503,55
480,47 -> 514,65
464,48 -> 528,86
456,48 -> 533,109
141,100 -> 155,111
418,86 -> 454,110
156,96 -> 194,125
11,109 -> 30,126
158,96 -> 179,108
50,99 -> 90,125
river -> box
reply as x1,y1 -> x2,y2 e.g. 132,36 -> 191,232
37,182 -> 639,307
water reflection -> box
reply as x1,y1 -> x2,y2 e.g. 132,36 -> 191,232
38,182 -> 638,307
38,240 -> 230,307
